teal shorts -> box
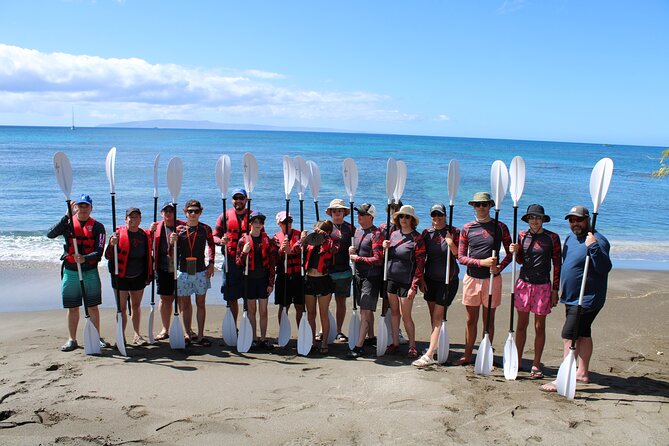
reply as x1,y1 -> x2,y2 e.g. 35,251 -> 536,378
62,267 -> 102,308
177,270 -> 211,296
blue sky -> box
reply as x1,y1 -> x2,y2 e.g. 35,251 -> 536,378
0,0 -> 667,146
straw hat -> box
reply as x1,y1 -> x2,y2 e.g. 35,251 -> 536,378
392,205 -> 419,227
326,198 -> 350,216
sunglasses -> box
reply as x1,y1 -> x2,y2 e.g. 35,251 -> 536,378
474,202 -> 490,208
430,212 -> 445,217
527,215 -> 543,221
233,196 -> 246,201
569,216 -> 586,223
186,209 -> 201,214
280,219 -> 293,224
399,215 -> 412,219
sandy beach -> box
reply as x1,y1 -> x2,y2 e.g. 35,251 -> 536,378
0,268 -> 667,445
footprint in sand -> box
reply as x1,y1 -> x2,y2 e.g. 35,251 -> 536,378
123,405 -> 149,419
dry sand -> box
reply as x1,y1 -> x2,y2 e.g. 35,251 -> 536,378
0,268 -> 667,445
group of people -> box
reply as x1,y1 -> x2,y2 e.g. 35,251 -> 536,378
48,186 -> 611,387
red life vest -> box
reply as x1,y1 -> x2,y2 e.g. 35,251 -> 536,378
65,217 -> 98,266
237,232 -> 275,272
273,229 -> 302,275
113,226 -> 152,280
224,207 -> 250,257
153,219 -> 186,270
303,236 -> 336,274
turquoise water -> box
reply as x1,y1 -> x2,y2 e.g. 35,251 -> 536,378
0,125 -> 666,269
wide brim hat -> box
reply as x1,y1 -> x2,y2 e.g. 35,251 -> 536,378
468,191 -> 495,207
392,205 -> 419,226
326,198 -> 350,216
521,204 -> 551,223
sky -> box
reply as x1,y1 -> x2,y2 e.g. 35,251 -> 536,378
0,0 -> 667,146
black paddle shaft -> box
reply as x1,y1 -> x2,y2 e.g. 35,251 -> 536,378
381,203 -> 391,317
284,198 -> 290,310
350,202 -> 358,310
569,212 -> 599,348
173,200 -> 179,317
314,201 -> 320,221
222,197 -> 230,308
299,198 -> 305,306
484,209 -> 500,335
243,199 -> 251,313
509,205 -> 519,331
110,192 -> 124,315
443,203 -> 455,323
66,199 -> 91,319
151,196 -> 158,306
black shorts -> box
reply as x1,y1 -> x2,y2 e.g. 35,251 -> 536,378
331,274 -> 352,298
561,305 -> 601,339
112,274 -> 147,292
304,275 -> 332,297
355,275 -> 382,311
423,276 -> 460,307
387,279 -> 410,298
156,269 -> 176,296
245,276 -> 269,300
274,273 -> 304,306
222,261 -> 244,302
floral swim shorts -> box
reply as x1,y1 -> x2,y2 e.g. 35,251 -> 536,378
513,279 -> 552,316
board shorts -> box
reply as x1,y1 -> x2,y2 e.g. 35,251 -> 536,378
222,261 -> 244,302
304,275 -> 332,298
423,276 -> 460,307
330,270 -> 352,298
245,276 -> 269,300
177,270 -> 211,296
62,267 -> 102,309
387,279 -> 411,298
111,274 -> 147,292
355,275 -> 382,311
514,279 -> 552,316
156,269 -> 176,296
462,274 -> 502,308
274,273 -> 304,306
561,305 -> 601,339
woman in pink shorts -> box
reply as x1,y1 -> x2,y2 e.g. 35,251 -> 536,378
509,204 -> 561,378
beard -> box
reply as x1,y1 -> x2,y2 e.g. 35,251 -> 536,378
234,201 -> 247,211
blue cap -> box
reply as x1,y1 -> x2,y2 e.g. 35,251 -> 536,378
75,194 -> 93,205
232,188 -> 247,198
249,211 -> 266,223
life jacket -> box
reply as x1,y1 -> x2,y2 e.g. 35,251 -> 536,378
224,207 -> 250,257
65,217 -> 98,266
113,226 -> 152,280
303,236 -> 336,274
153,219 -> 186,270
237,232 -> 274,272
273,229 -> 302,275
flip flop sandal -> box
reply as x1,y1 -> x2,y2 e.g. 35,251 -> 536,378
335,332 -> 348,342
529,367 -> 544,379
412,354 -> 436,367
384,344 -> 399,355
155,332 -> 169,341
407,346 -> 419,359
199,337 -> 212,347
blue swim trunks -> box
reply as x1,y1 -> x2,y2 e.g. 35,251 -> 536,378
177,270 -> 211,296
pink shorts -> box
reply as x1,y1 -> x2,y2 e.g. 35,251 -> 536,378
462,274 -> 502,308
513,279 -> 552,316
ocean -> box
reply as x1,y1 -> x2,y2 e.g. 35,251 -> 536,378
1,125 -> 667,270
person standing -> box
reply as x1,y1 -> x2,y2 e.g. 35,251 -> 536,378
382,205 -> 426,358
47,194 -> 110,351
346,203 -> 384,359
457,192 -> 512,366
326,198 -> 354,342
105,207 -> 152,346
413,203 -> 460,367
170,200 -> 216,346
541,205 -> 611,391
213,188 -> 251,327
508,204 -> 562,379
237,211 -> 277,349
273,211 -> 304,328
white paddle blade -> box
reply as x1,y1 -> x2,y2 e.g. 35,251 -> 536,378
474,334 -> 493,375
148,305 -> 155,344
166,157 -> 183,202
278,308 -> 291,347
83,319 -> 101,356
105,147 -> 117,193
116,317 -> 127,356
282,156 -> 296,197
327,310 -> 337,344
490,160 -> 509,209
385,158 -> 398,200
342,158 -> 358,201
152,154 -> 160,198
509,156 -> 526,205
297,313 -> 313,356
242,153 -> 259,196
394,160 -> 407,202
237,312 -> 253,353
348,310 -> 361,351
169,315 -> 186,349
294,156 -> 310,196
307,160 -> 321,201
503,332 -> 519,380
376,315 -> 389,357
437,321 -> 450,364
556,350 -> 577,399
216,154 -> 232,197
222,308 -> 238,346
53,152 -> 73,199
447,159 -> 461,205
590,158 -> 614,212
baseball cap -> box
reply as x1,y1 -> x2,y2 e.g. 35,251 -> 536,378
430,203 -> 446,215
275,211 -> 293,225
125,207 -> 141,217
75,194 -> 93,205
161,201 -> 176,212
232,188 -> 247,198
249,211 -> 266,223
354,203 -> 376,217
564,205 -> 590,220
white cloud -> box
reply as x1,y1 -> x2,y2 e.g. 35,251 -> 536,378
0,44 -> 413,124
435,114 -> 451,121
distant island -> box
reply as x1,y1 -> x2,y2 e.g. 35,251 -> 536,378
98,119 -> 348,133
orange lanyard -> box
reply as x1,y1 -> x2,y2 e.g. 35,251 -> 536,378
186,225 -> 198,256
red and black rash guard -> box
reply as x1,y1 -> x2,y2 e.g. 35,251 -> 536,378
458,219 -> 512,279
330,221 -> 354,273
386,229 -> 426,290
515,229 -> 562,290
173,223 -> 216,273
422,226 -> 460,283
352,225 -> 384,277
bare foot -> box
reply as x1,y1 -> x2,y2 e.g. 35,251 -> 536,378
455,356 -> 473,366
540,381 -> 557,392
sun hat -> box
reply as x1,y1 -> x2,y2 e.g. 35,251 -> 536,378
161,201 -> 176,212
231,188 -> 247,198
275,211 -> 293,225
468,192 -> 494,207
354,203 -> 376,218
75,194 -> 93,205
521,204 -> 551,223
326,198 -> 350,216
392,205 -> 419,226
430,203 -> 446,215
564,205 -> 590,220
125,207 -> 141,217
249,211 -> 266,223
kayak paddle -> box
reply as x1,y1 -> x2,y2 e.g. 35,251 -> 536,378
294,156 -> 313,356
166,157 -> 186,350
343,157 -> 360,351
377,158 -> 397,357
216,154 -> 237,347
278,155 -> 296,348
148,153 -> 160,345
